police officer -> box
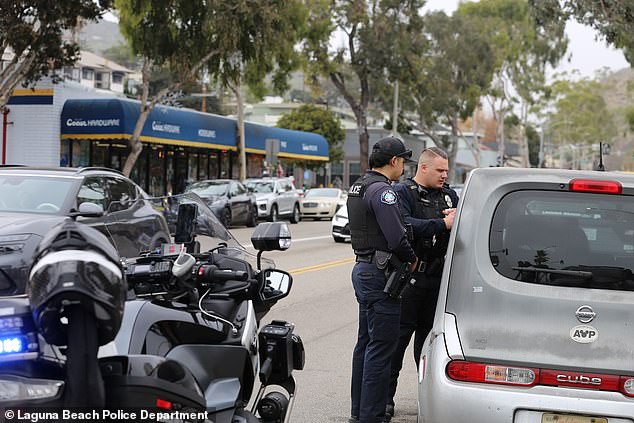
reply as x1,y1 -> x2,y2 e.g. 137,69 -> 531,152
348,136 -> 418,423
385,147 -> 459,421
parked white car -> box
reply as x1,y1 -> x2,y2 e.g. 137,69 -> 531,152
331,205 -> 349,243
300,188 -> 347,220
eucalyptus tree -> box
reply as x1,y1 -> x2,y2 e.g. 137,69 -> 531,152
116,0 -> 306,178
303,0 -> 425,174
0,0 -> 112,110
405,11 -> 496,183
546,77 -> 616,168
458,0 -> 568,168
531,1 -> 634,65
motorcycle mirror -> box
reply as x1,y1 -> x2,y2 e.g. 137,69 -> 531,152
251,222 -> 291,252
260,269 -> 292,302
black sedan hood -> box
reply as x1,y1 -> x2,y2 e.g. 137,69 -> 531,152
0,213 -> 70,296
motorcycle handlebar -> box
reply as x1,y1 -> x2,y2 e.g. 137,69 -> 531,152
196,265 -> 249,284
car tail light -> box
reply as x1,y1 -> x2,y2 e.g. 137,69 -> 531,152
446,361 -> 537,386
569,179 -> 622,194
447,360 -> 634,397
620,377 -> 634,397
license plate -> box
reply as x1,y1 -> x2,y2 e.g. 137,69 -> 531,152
542,413 -> 607,423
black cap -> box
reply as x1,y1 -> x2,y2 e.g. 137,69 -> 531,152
372,136 -> 415,163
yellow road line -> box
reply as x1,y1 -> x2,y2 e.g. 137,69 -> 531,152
290,257 -> 355,276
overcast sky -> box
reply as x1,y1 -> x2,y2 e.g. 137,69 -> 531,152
424,0 -> 630,78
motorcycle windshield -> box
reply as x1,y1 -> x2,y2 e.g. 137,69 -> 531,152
103,193 -> 274,269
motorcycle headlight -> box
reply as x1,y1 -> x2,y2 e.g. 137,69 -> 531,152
0,376 -> 63,401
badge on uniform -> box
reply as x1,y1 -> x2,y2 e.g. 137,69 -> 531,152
381,190 -> 398,205
445,195 -> 453,208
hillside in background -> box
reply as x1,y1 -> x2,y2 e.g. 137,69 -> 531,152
79,19 -> 124,55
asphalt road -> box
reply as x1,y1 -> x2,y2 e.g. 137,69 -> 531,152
231,219 -> 419,423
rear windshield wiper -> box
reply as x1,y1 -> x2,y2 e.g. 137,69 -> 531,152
511,266 -> 593,278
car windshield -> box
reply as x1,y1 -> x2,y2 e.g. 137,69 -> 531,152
489,190 -> 634,292
0,175 -> 74,214
245,181 -> 274,193
186,181 -> 229,196
305,188 -> 340,198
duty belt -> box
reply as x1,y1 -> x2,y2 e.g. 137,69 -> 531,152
355,254 -> 374,263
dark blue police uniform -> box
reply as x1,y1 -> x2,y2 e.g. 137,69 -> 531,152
348,170 -> 416,423
386,180 -> 458,416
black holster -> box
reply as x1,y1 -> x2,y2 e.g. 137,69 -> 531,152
382,254 -> 413,299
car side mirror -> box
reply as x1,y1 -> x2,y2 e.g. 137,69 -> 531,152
251,222 -> 291,251
76,201 -> 105,217
260,269 -> 292,302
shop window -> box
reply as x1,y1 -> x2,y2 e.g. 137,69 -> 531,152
149,147 -> 165,196
188,153 -> 199,185
166,150 -> 175,195
199,153 -> 208,180
130,148 -> 148,193
209,152 -> 219,179
91,142 -> 109,167
220,152 -> 230,179
71,141 -> 90,167
175,150 -> 188,194
60,140 -> 70,167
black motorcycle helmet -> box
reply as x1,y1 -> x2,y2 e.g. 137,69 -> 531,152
28,219 -> 126,346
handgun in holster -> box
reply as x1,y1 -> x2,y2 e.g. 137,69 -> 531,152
382,254 -> 414,299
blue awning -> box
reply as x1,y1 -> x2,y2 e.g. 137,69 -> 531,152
245,122 -> 329,161
61,98 -> 329,161
61,98 -> 237,150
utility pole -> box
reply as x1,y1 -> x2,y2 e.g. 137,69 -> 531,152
392,81 -> 399,137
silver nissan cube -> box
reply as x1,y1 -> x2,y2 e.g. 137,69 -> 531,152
418,167 -> 634,423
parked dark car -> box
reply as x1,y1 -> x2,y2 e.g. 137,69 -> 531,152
184,179 -> 257,228
0,166 -> 171,295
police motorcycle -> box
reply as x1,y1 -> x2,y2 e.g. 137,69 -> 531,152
0,193 -> 304,423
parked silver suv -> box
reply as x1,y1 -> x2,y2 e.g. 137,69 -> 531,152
243,177 -> 301,223
418,167 -> 634,422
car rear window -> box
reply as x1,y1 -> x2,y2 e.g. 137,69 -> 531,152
489,190 -> 634,292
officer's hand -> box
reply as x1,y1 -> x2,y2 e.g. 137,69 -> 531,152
409,259 -> 418,272
443,209 -> 456,229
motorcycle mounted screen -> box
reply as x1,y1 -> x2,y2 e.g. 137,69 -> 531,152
175,203 -> 198,244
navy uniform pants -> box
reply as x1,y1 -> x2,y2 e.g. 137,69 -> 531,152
351,262 -> 401,423
387,280 -> 441,407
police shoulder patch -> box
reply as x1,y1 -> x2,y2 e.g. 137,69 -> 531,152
444,194 -> 453,208
381,189 -> 398,205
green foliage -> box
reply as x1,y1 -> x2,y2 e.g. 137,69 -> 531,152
411,11 -> 496,131
303,0 -> 426,173
0,0 -> 112,106
276,105 -> 345,164
525,124 -> 540,166
530,0 -> 634,65
383,114 -> 412,135
546,78 -> 616,147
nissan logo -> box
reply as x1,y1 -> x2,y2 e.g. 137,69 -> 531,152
575,305 -> 596,323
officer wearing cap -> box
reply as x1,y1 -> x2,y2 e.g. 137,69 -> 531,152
347,136 -> 418,423
384,147 -> 459,421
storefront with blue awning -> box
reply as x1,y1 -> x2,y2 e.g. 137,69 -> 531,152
60,98 -> 329,195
